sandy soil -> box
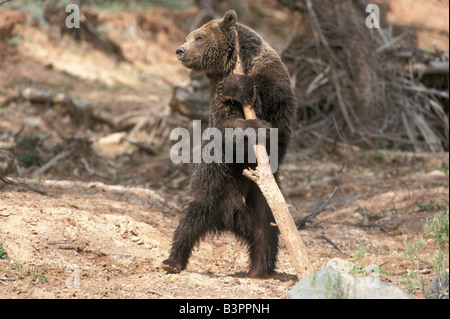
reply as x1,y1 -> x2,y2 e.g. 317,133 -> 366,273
0,3 -> 448,299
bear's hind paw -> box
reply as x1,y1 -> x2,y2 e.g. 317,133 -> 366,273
161,259 -> 182,274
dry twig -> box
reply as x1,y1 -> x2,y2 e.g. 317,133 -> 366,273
19,87 -> 152,131
319,235 -> 342,252
0,175 -> 49,196
296,116 -> 347,228
0,150 -> 49,196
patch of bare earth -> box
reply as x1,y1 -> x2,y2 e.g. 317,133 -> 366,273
1,4 -> 449,299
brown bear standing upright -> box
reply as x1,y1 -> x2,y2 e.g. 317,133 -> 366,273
162,10 -> 295,278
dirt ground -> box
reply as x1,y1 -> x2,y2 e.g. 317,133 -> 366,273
0,3 -> 449,299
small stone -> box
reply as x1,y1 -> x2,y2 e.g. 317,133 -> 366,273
427,274 -> 449,299
131,236 -> 140,242
131,236 -> 144,245
288,258 -> 414,299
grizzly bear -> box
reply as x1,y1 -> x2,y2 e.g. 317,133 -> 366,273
162,10 -> 295,278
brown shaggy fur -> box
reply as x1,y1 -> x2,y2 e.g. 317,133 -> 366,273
162,10 -> 295,278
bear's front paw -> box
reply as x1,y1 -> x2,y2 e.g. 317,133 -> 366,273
244,119 -> 272,132
216,79 -> 235,102
216,74 -> 252,104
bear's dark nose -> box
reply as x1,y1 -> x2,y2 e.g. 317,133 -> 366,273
176,47 -> 186,59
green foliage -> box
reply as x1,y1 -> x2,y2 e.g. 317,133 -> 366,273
0,243 -> 8,260
11,261 -> 23,278
324,272 -> 347,299
402,269 -> 425,294
374,138 -> 391,150
369,151 -> 383,163
403,238 -> 424,260
424,207 -> 449,247
18,153 -> 39,167
401,238 -> 426,295
424,208 -> 449,282
399,206 -> 449,296
352,244 -> 367,262
429,250 -> 448,280
29,268 -> 48,282
418,199 -> 449,212
20,0 -> 48,29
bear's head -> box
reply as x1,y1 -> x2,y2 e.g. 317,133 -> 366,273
176,10 -> 238,74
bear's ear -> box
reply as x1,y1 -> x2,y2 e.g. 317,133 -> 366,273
220,10 -> 237,30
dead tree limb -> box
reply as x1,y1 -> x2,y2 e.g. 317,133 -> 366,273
19,87 -> 151,131
296,116 -> 347,228
0,149 -> 49,196
319,235 -> 342,252
233,39 -> 312,279
0,0 -> 12,5
296,183 -> 339,228
0,175 -> 49,196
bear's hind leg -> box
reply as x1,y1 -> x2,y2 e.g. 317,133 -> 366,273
243,185 -> 279,278
162,202 -> 214,273
246,221 -> 279,278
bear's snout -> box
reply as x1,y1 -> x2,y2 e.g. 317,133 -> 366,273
176,46 -> 186,60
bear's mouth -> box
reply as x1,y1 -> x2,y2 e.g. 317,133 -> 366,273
180,59 -> 194,69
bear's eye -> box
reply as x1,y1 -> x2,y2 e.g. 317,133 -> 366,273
195,36 -> 204,42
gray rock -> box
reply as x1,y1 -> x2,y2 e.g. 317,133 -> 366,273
288,258 -> 414,299
427,274 -> 449,299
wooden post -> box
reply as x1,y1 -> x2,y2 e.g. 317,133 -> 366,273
233,53 -> 312,279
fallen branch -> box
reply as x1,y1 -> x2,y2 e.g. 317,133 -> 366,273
0,0 -> 12,5
233,38 -> 312,278
296,184 -> 339,228
296,116 -> 347,228
0,175 -> 49,196
19,87 -> 151,131
406,61 -> 449,75
19,87 -> 71,104
353,223 -> 388,233
376,31 -> 410,53
0,150 -> 49,196
319,235 -> 342,252
31,150 -> 72,178
400,85 -> 449,99
127,139 -> 158,156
